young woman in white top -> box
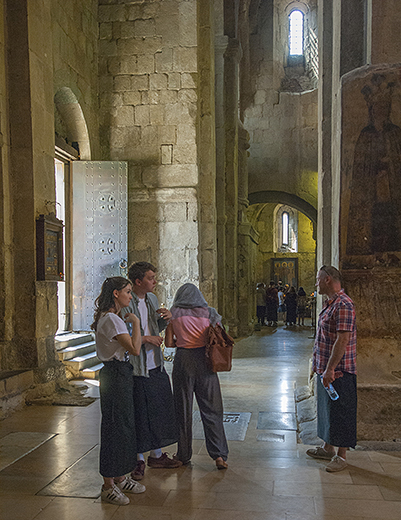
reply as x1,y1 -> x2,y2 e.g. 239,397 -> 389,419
91,276 -> 145,505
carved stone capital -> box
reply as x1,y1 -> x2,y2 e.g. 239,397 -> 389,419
215,34 -> 229,54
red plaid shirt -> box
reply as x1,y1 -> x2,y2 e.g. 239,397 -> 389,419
312,289 -> 357,376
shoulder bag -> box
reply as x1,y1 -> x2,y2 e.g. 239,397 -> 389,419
205,323 -> 235,372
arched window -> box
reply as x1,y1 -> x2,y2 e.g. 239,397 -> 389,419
275,205 -> 298,252
282,212 -> 289,245
289,10 -> 304,56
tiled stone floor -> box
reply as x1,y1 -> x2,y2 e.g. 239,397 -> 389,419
1,323 -> 400,519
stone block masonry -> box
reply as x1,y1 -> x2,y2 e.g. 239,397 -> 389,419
99,0 -> 201,302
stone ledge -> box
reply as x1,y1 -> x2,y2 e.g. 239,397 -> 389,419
0,370 -> 34,399
0,370 -> 34,419
295,381 -> 401,444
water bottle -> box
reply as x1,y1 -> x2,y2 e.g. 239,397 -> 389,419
126,321 -> 133,336
320,375 -> 339,400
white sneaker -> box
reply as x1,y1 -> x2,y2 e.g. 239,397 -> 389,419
101,484 -> 129,505
326,455 -> 348,472
116,476 -> 146,494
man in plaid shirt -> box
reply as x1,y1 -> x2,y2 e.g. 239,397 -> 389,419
307,266 -> 357,472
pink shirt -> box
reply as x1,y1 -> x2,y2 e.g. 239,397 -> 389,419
171,315 -> 210,349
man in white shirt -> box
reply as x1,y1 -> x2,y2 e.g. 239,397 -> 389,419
122,262 -> 181,480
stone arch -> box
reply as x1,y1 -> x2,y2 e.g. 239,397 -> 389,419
248,190 -> 317,224
285,1 -> 310,16
54,87 -> 91,160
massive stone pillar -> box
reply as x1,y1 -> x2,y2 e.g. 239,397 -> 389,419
340,62 -> 401,438
337,1 -> 401,439
99,0 -> 202,306
1,0 -> 65,385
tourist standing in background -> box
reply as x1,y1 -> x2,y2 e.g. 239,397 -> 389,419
265,281 -> 279,326
256,283 -> 266,325
285,286 -> 297,326
297,287 -> 307,326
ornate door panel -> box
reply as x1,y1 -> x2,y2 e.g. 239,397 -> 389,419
72,162 -> 128,330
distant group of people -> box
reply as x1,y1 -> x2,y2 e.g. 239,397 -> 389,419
256,281 -> 308,327
92,262 -> 228,505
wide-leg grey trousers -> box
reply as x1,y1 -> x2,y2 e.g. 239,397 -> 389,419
172,346 -> 229,463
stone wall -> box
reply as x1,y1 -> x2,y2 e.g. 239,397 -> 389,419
244,0 -> 318,211
246,89 -> 318,208
98,0 -> 217,306
53,0 -> 100,158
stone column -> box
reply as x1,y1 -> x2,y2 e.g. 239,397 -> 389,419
0,0 -> 11,357
331,0 -> 342,267
237,122 -> 254,334
3,0 -> 64,385
223,36 -> 241,334
317,0 -> 333,269
5,0 -> 37,370
214,33 -> 228,317
197,0 -> 218,306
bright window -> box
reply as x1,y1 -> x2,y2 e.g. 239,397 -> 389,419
289,10 -> 304,55
282,212 -> 289,245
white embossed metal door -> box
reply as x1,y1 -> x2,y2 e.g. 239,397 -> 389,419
71,161 -> 128,330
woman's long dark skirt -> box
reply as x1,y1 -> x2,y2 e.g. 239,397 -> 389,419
265,301 -> 278,322
133,366 -> 178,453
317,372 -> 357,448
172,347 -> 229,464
99,360 -> 137,477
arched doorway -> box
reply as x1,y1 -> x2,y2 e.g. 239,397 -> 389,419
54,87 -> 91,332
248,192 -> 317,297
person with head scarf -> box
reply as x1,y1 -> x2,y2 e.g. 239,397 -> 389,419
165,283 -> 229,470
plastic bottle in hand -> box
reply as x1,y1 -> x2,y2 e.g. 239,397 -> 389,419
320,375 -> 339,401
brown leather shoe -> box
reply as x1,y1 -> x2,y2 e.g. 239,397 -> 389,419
131,460 -> 145,480
215,457 -> 228,470
147,452 -> 183,468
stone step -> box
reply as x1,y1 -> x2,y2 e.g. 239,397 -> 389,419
64,351 -> 100,372
57,341 -> 97,362
55,332 -> 94,351
82,363 -> 104,380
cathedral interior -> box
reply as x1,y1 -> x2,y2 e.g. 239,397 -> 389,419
1,0 -> 401,517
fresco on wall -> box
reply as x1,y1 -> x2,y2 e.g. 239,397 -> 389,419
271,258 -> 298,288
341,65 -> 401,269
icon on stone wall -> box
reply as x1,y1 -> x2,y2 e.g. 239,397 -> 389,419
346,74 -> 401,255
